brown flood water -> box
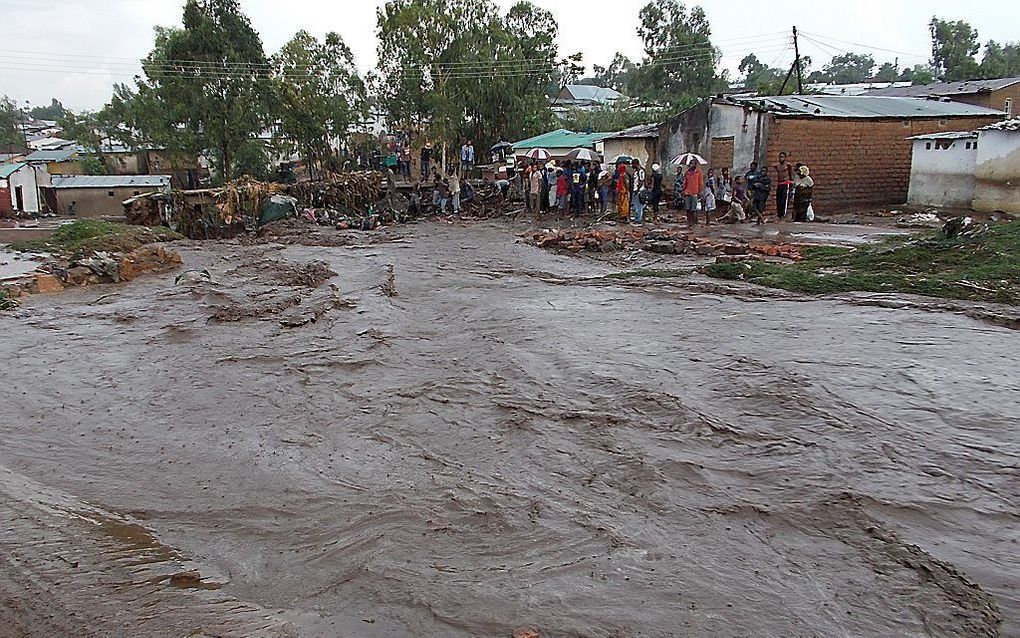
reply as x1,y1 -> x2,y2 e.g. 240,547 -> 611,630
1,222 -> 1018,637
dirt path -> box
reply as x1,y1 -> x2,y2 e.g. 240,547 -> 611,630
1,222 -> 1017,637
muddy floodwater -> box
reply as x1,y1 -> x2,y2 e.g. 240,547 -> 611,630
1,222 -> 1018,637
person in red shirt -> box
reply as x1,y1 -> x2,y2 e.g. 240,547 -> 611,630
556,169 -> 569,212
681,161 -> 705,225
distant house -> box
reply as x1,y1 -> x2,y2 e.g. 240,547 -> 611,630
511,129 -> 611,160
554,85 -> 626,108
40,175 -> 171,218
0,162 -> 43,216
866,77 -> 1020,118
25,148 -> 78,175
27,136 -> 75,152
654,95 -> 1003,214
599,123 -> 661,169
807,81 -> 912,96
907,132 -> 980,208
973,118 -> 1020,213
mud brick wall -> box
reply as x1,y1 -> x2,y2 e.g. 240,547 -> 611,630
764,115 -> 1001,214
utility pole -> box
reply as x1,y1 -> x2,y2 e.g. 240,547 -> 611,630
792,26 -> 804,95
779,27 -> 805,95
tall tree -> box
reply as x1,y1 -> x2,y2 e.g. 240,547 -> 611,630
375,0 -> 558,151
272,30 -> 366,178
899,64 -> 935,85
930,17 -> 980,81
0,96 -> 22,150
631,0 -> 718,107
29,99 -> 67,120
135,0 -> 274,181
874,62 -> 898,82
820,52 -> 875,84
980,41 -> 1020,79
581,53 -> 639,94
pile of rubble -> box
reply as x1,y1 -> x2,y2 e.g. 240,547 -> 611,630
522,227 -> 805,261
2,245 -> 182,301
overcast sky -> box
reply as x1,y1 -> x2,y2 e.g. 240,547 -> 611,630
2,0 -> 1018,111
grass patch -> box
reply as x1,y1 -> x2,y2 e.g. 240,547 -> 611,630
10,220 -> 182,256
603,268 -> 692,280
703,220 -> 1020,306
0,288 -> 19,310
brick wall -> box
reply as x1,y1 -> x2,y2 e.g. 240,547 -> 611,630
765,115 -> 1001,214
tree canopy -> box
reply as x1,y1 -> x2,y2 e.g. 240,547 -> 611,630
930,17 -> 981,81
1,97 -> 22,150
374,0 -> 559,153
630,0 -> 720,108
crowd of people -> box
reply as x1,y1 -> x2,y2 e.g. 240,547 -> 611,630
516,152 -> 815,226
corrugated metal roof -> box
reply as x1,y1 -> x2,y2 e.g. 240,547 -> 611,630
25,149 -> 77,162
866,76 -> 1020,98
562,85 -> 625,103
603,123 -> 661,139
0,162 -> 28,179
734,95 -> 1003,118
512,128 -> 611,150
908,131 -> 978,140
49,175 -> 172,189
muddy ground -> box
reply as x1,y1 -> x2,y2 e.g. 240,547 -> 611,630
1,221 -> 1018,637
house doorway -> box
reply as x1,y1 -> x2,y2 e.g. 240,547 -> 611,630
14,185 -> 24,212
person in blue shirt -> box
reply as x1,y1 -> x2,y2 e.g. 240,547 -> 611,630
460,140 -> 474,174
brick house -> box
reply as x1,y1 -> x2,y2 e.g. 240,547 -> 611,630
656,95 -> 1003,214
865,77 -> 1019,119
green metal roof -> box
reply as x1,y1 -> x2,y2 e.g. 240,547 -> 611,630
0,162 -> 27,179
512,128 -> 610,150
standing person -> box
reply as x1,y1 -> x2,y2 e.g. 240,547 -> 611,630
630,158 -> 647,224
587,161 -> 600,214
615,164 -> 631,221
546,162 -> 558,211
421,143 -> 433,181
556,168 -> 569,212
682,160 -> 704,226
430,166 -> 442,208
775,152 -> 794,220
448,167 -> 462,215
528,161 -> 543,221
715,167 -> 733,217
570,161 -> 586,214
702,168 -> 717,224
460,140 -> 474,174
400,145 -> 412,179
437,172 -> 451,213
598,165 -> 612,215
649,163 -> 664,219
746,161 -> 771,222
792,164 -> 815,222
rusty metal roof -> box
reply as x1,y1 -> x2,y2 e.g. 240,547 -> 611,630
734,95 -> 1003,118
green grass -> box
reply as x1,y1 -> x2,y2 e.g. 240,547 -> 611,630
603,268 -> 692,280
10,220 -> 182,256
703,220 -> 1020,306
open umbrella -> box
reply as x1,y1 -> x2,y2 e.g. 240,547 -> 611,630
565,147 -> 601,162
524,148 -> 551,160
671,152 -> 708,166
610,154 -> 634,165
491,141 -> 513,152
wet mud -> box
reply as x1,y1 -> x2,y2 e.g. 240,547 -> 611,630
1,222 -> 1018,637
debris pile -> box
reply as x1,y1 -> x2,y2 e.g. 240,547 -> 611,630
522,227 -> 806,262
2,245 -> 182,301
287,171 -> 383,212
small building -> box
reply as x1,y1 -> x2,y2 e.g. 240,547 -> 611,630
808,81 -> 913,96
599,123 -> 661,169
25,149 -> 79,175
906,132 -> 979,208
866,76 -> 1019,118
658,95 -> 1003,214
973,118 -> 1020,214
0,163 -> 43,216
41,175 -> 171,218
553,85 -> 626,109
511,129 -> 611,161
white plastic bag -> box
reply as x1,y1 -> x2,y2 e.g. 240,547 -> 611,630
806,204 -> 815,222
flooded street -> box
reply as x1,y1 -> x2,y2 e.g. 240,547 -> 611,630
1,222 -> 1018,637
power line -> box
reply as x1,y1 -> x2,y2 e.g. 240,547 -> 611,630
798,31 -> 929,61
